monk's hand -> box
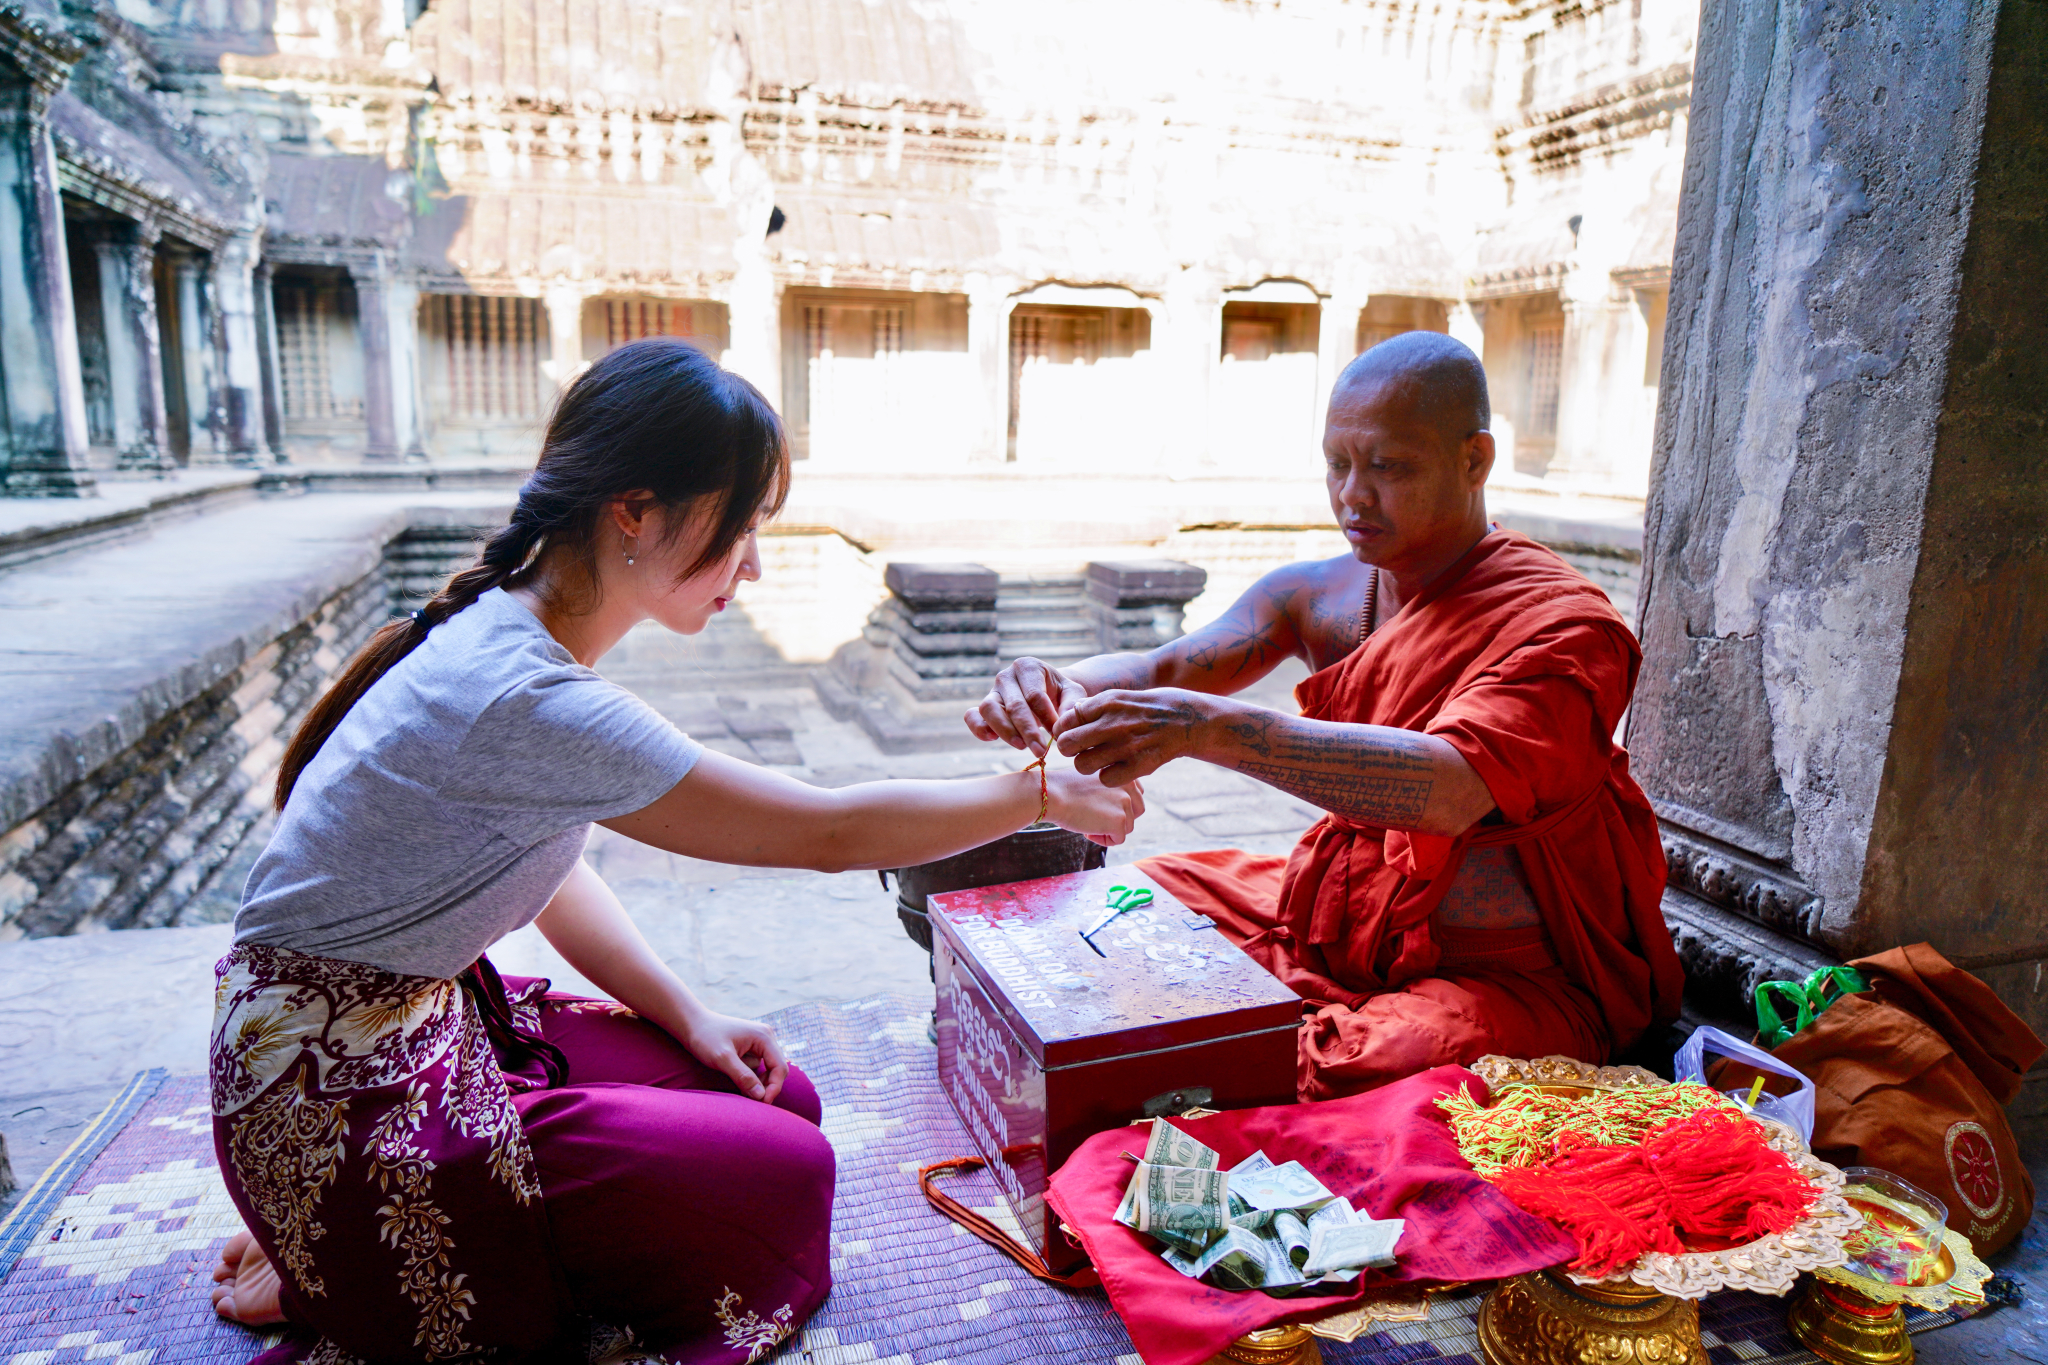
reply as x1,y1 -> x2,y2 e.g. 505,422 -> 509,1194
1044,766 -> 1146,846
1055,688 -> 1211,786
966,656 -> 1085,757
682,1010 -> 789,1104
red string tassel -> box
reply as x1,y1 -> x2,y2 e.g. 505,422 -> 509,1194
1491,1108 -> 1819,1278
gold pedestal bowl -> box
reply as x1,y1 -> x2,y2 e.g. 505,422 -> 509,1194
1480,1270 -> 1701,1364
1467,1056 -> 1864,1365
1787,1226 -> 1993,1365
1789,1278 -> 1918,1365
1200,1323 -> 1323,1365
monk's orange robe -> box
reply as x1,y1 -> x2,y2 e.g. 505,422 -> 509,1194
1140,530 -> 1683,1101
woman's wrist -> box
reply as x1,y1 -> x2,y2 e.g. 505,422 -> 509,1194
1012,764 -> 1046,826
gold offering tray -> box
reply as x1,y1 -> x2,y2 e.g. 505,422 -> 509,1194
1471,1054 -> 1861,1300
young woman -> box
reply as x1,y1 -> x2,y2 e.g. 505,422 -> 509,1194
206,339 -> 1142,1365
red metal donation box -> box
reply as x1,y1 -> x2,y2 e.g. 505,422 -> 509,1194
931,865 -> 1301,1272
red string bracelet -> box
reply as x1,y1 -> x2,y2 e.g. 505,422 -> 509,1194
1023,755 -> 1048,825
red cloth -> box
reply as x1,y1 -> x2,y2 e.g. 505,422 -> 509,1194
1045,1065 -> 1575,1365
1143,851 -> 1612,1098
1143,530 -> 1683,1099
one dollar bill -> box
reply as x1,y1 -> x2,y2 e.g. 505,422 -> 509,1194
1143,1120 -> 1219,1171
1301,1218 -> 1405,1278
1115,1160 -> 1230,1237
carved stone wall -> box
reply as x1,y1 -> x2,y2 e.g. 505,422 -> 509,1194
1631,0 -> 2048,1124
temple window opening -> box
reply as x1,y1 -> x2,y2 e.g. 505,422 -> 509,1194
420,294 -> 550,459
1006,304 -> 1153,468
1216,297 -> 1320,474
274,269 -> 367,466
1479,292 -> 1568,478
780,289 -> 971,468
583,298 -> 730,363
1355,296 -> 1451,354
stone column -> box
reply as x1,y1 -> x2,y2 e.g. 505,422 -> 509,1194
1630,0 -> 2048,1124
212,231 -> 266,464
166,246 -> 220,463
93,222 -> 172,472
355,262 -> 400,462
0,26 -> 92,496
964,272 -> 1007,466
252,258 -> 285,462
1314,291 -> 1367,449
543,280 -> 586,396
1160,271 -> 1221,468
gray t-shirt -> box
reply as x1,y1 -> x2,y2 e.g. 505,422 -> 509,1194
235,587 -> 702,978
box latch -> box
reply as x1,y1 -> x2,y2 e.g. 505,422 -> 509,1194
1142,1085 -> 1215,1118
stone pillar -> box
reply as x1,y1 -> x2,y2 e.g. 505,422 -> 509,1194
1630,0 -> 2048,1124
354,260 -> 426,462
93,222 -> 172,472
1315,291 -> 1366,448
252,259 -> 285,462
166,246 -> 220,463
0,25 -> 92,496
543,280 -> 586,396
817,562 -> 1004,753
1084,561 -> 1208,654
212,231 -> 266,464
1161,271 -> 1221,467
965,273 -> 1008,466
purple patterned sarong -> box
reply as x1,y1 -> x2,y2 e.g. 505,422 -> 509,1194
210,944 -> 834,1364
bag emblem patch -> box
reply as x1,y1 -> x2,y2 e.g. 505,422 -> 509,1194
1944,1120 -> 2005,1220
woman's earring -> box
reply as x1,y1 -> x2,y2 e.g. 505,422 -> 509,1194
625,537 -> 636,566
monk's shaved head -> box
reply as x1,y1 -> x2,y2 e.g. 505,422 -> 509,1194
1333,332 -> 1489,454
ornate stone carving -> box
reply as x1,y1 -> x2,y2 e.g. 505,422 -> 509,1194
1660,823 -> 1823,940
1660,888 -> 1835,1014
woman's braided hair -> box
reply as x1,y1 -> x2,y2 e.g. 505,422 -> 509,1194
275,337 -> 789,809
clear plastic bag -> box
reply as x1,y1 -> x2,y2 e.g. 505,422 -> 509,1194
1673,1025 -> 1816,1143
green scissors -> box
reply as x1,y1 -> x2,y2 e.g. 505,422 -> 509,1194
1079,884 -> 1155,956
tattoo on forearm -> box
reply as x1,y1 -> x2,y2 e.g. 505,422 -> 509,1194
1090,657 -> 1155,692
1223,713 -> 1274,757
1270,728 -> 1432,773
1230,721 -> 1437,825
1237,763 -> 1433,824
1151,701 -> 1202,740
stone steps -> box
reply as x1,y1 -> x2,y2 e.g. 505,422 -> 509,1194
996,572 -> 1096,664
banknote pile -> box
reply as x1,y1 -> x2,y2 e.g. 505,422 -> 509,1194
1112,1120 -> 1404,1295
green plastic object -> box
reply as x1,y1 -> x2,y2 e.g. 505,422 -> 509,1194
1755,965 -> 1870,1048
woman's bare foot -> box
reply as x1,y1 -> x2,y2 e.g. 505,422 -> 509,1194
210,1226 -> 287,1326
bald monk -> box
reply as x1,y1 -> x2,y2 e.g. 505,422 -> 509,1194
967,333 -> 1683,1100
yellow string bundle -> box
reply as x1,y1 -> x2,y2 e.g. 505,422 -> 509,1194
1437,1080 -> 1732,1178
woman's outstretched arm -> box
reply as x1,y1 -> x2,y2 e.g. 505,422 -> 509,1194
600,750 -> 1143,873
534,858 -> 789,1102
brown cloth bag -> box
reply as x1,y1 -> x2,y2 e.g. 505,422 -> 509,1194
1771,943 -> 2045,1254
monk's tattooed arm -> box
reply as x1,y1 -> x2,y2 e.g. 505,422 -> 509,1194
1202,706 -> 1496,834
